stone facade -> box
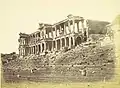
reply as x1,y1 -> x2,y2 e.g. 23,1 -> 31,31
18,15 -> 108,57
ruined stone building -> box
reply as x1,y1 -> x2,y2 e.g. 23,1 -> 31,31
18,15 -> 109,57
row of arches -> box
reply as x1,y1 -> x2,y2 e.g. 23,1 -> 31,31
29,36 -> 84,55
55,36 -> 83,50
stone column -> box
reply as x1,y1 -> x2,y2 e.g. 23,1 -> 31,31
68,21 -> 71,33
51,28 -> 54,38
21,49 -> 23,56
55,40 -> 57,51
31,47 -> 32,54
35,33 -> 37,43
72,19 -> 75,33
32,46 -> 33,54
46,30 -> 50,38
77,21 -> 79,33
40,31 -> 42,39
65,38 -> 67,47
28,47 -> 30,54
38,45 -> 40,54
60,38 -> 62,50
32,47 -> 33,54
30,47 -> 31,54
36,45 -> 38,54
24,48 -> 25,56
86,27 -> 89,41
81,20 -> 84,34
33,46 -> 35,54
19,49 -> 21,56
51,41 -> 53,51
23,49 -> 25,56
38,45 -> 39,54
73,37 -> 75,46
55,26 -> 57,37
44,28 -> 46,38
44,42 -> 46,52
69,37 -> 71,48
64,23 -> 67,35
40,43 -> 43,52
60,25 -> 62,36
35,46 -> 37,54
30,47 -> 32,54
34,46 -> 36,54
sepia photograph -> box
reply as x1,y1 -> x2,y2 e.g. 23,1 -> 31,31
0,0 -> 120,88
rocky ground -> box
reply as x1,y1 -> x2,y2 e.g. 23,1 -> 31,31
2,35 -> 115,83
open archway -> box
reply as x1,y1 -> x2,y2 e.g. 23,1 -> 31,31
57,39 -> 60,50
71,37 -> 73,46
38,45 -> 41,53
66,37 -> 69,47
42,43 -> 44,52
75,36 -> 82,46
62,38 -> 65,47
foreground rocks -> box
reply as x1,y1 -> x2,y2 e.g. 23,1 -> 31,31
2,40 -> 115,82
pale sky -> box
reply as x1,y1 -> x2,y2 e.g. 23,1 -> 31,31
0,0 -> 120,54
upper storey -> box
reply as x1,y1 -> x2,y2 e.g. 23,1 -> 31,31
18,14 -> 110,46
25,14 -> 88,45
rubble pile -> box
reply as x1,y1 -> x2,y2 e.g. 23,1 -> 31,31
2,37 -> 115,82
54,43 -> 115,81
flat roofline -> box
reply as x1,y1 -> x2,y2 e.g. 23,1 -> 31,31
53,16 -> 84,26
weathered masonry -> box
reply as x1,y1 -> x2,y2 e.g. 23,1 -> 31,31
18,14 -> 109,57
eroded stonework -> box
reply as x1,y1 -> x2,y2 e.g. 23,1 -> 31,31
18,15 -> 109,57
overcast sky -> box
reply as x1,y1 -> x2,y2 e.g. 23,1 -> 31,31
0,0 -> 120,54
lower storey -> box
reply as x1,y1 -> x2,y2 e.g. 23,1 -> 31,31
20,34 -> 87,56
